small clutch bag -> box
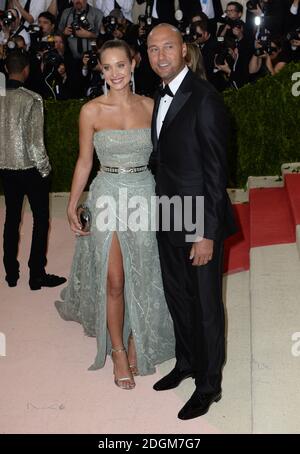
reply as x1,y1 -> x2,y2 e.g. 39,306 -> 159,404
76,204 -> 92,232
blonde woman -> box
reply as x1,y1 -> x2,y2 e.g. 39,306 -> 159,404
185,42 -> 207,80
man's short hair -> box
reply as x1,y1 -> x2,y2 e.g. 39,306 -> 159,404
227,2 -> 243,14
5,49 -> 29,74
38,11 -> 56,24
194,19 -> 209,34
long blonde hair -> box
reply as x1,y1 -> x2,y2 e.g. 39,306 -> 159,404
185,43 -> 207,81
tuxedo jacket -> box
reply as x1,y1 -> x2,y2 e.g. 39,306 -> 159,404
150,70 -> 236,247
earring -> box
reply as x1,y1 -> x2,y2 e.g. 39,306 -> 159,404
131,71 -> 135,95
103,80 -> 108,96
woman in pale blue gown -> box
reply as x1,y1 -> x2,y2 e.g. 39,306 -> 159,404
55,40 -> 174,389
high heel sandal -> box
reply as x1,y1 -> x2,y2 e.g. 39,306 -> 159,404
111,346 -> 135,390
128,334 -> 139,376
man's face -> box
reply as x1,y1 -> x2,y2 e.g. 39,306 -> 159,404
147,26 -> 187,85
73,0 -> 87,12
194,26 -> 208,45
38,17 -> 54,35
225,5 -> 241,20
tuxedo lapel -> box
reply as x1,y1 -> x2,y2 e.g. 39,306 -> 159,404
151,91 -> 161,152
159,71 -> 193,140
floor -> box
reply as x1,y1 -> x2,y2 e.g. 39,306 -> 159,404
0,194 -> 299,434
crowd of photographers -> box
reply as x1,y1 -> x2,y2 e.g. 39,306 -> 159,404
0,0 -> 300,99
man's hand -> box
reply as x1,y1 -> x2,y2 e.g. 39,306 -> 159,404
75,27 -> 92,39
64,25 -> 73,36
189,238 -> 214,267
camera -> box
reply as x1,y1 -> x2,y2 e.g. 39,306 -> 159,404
215,37 -> 235,66
287,28 -> 300,42
43,49 -> 64,72
254,34 -> 276,56
181,25 -> 197,43
187,22 -> 204,43
174,9 -> 188,35
25,24 -> 41,35
103,15 -> 118,35
84,41 -> 99,70
71,12 -> 92,33
1,10 -> 16,28
219,17 -> 244,29
246,0 -> 271,13
137,14 -> 153,42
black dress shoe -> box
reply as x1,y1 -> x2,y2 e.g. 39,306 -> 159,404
5,273 -> 20,288
29,274 -> 67,291
178,390 -> 222,420
153,367 -> 194,391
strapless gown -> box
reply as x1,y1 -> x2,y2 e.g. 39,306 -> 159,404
55,128 -> 175,375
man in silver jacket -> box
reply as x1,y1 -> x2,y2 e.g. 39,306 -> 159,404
0,49 -> 66,290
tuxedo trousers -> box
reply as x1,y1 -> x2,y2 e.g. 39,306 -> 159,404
157,233 -> 225,394
0,168 -> 50,278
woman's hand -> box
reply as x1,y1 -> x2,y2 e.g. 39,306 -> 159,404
67,207 -> 90,236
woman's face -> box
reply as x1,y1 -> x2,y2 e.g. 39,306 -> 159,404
54,36 -> 65,54
270,42 -> 281,60
100,48 -> 134,91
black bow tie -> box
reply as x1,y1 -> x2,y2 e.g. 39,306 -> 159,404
158,84 -> 174,98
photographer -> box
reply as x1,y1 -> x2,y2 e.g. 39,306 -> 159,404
80,38 -> 103,98
280,27 -> 300,64
245,0 -> 286,36
100,8 -> 135,42
214,35 -> 250,89
218,2 -> 244,38
40,31 -> 78,99
0,8 -> 30,49
7,0 -> 52,26
92,0 -> 134,23
58,0 -> 103,60
249,36 -> 285,81
25,11 -> 56,95
192,19 -> 219,84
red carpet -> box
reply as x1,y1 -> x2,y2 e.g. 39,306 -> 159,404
285,174 -> 300,225
250,188 -> 295,248
224,203 -> 250,274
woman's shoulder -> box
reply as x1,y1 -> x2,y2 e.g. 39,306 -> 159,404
138,94 -> 154,106
135,94 -> 154,114
80,96 -> 107,116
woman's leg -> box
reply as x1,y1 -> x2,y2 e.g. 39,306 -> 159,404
107,233 -> 135,389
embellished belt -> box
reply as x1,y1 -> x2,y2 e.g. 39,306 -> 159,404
100,165 -> 148,174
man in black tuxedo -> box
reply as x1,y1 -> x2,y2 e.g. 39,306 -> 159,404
147,24 -> 236,420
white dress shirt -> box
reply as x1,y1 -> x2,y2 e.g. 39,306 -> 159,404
152,0 -> 158,19
89,0 -> 134,22
200,0 -> 215,20
156,66 -> 189,138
